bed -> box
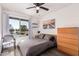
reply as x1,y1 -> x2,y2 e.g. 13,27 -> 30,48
17,34 -> 56,56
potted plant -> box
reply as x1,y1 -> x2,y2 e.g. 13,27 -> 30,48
20,25 -> 28,35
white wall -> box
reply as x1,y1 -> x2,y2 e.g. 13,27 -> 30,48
3,10 -> 30,20
39,4 -> 79,35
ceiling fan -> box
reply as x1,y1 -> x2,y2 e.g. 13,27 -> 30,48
26,3 -> 49,13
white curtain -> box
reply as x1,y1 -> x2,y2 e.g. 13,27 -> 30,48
2,12 -> 10,36
28,20 -> 33,39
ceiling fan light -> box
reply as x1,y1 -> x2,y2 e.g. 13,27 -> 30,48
36,7 -> 40,10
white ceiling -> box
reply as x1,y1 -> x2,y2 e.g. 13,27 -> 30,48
1,3 -> 71,18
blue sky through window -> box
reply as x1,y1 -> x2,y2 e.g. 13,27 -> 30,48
9,19 -> 19,29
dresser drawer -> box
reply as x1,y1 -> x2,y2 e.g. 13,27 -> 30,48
57,42 -> 78,51
58,28 -> 79,34
58,45 -> 78,56
57,34 -> 79,39
57,37 -> 78,46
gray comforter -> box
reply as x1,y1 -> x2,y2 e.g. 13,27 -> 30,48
18,39 -> 53,56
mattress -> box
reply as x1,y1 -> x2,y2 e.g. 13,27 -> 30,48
18,39 -> 52,56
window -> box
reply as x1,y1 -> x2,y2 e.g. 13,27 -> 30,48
9,17 -> 29,36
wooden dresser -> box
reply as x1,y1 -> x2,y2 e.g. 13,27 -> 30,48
57,27 -> 79,56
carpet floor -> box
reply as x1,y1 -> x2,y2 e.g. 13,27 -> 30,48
39,48 -> 68,56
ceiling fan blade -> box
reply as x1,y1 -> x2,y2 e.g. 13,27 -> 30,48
36,10 -> 39,13
33,3 -> 45,6
26,6 -> 36,9
40,6 -> 49,11
40,3 -> 45,5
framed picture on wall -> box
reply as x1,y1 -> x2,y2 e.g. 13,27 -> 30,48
43,19 -> 55,29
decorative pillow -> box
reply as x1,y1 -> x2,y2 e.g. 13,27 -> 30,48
35,35 -> 39,39
35,34 -> 45,39
42,34 -> 45,39
50,36 -> 56,41
44,35 -> 52,40
38,34 -> 44,39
